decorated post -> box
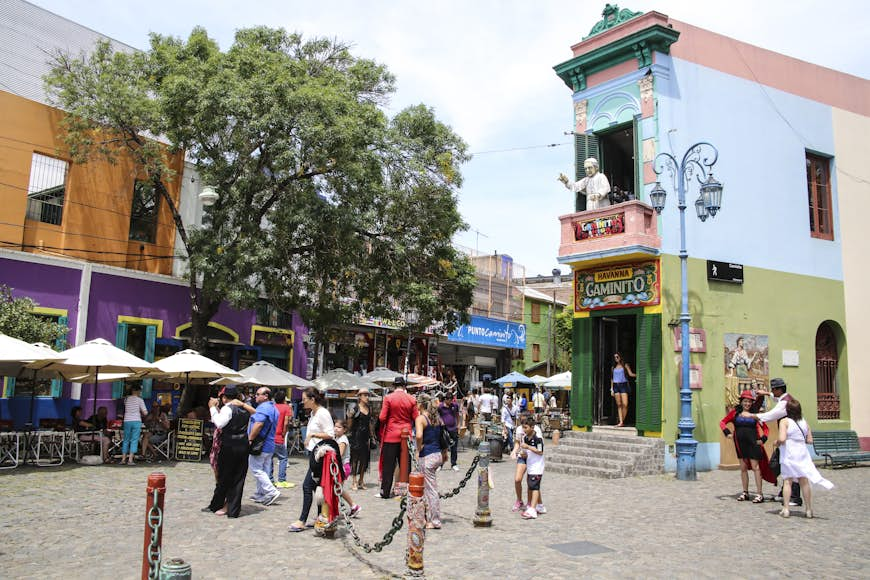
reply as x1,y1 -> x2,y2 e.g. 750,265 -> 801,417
473,441 -> 492,527
142,473 -> 166,580
405,472 -> 426,578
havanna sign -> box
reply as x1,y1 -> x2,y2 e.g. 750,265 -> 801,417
574,260 -> 660,311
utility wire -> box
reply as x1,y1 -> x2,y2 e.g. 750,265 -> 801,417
470,142 -> 571,156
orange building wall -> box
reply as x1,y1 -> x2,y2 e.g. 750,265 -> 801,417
0,90 -> 181,275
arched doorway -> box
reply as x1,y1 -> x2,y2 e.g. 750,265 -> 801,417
815,322 -> 839,420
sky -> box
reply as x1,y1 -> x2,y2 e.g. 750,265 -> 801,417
28,0 -> 870,278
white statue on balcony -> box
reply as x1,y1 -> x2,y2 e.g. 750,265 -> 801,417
559,157 -> 611,212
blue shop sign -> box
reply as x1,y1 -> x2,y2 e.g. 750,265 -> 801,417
446,316 -> 526,349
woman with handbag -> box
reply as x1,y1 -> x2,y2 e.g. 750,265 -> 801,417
289,387 -> 337,532
720,390 -> 777,503
415,394 -> 447,529
776,399 -> 833,518
349,388 -> 373,490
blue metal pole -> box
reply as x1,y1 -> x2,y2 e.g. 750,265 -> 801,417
675,163 -> 698,481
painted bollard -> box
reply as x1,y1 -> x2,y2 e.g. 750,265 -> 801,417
473,441 -> 492,527
405,472 -> 426,578
394,427 -> 411,496
142,473 -> 166,580
158,558 -> 191,580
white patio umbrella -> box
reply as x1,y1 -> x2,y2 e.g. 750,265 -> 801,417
0,333 -> 59,374
211,360 -> 313,388
543,371 -> 572,389
153,349 -> 240,393
313,369 -> 380,393
530,375 -> 550,386
41,338 -> 157,416
362,367 -> 407,385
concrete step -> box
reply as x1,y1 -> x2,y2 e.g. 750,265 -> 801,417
548,444 -> 637,462
556,438 -> 657,454
548,453 -> 633,471
546,459 -> 626,479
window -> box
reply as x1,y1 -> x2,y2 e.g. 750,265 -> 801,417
25,153 -> 69,225
531,302 -> 541,324
532,343 -> 541,362
129,180 -> 161,243
806,153 -> 833,240
815,322 -> 839,419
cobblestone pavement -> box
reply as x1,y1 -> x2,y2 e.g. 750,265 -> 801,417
1,446 -> 867,579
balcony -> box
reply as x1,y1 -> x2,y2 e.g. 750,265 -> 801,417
558,200 -> 661,264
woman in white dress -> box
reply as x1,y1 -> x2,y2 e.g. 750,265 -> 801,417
775,399 -> 834,518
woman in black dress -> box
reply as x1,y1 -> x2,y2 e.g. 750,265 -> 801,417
349,388 -> 373,490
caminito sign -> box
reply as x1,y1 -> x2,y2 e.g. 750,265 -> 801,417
574,260 -> 661,311
573,212 -> 625,240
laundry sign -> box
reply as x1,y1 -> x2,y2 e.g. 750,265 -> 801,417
574,260 -> 660,311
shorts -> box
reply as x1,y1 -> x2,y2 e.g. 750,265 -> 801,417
526,473 -> 542,491
612,382 -> 630,395
344,463 -> 352,478
516,456 -> 527,465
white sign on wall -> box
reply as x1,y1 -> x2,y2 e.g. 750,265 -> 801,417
782,350 -> 800,367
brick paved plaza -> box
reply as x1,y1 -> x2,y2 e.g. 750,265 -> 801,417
1,447 -> 867,579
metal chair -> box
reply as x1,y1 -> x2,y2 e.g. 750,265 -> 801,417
150,430 -> 175,461
0,431 -> 20,469
30,430 -> 65,466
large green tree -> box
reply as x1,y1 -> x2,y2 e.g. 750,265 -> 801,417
45,27 -> 475,382
0,286 -> 68,346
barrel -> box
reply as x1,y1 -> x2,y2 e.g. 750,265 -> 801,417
158,558 -> 192,580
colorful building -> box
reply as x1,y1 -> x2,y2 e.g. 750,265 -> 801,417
554,5 -> 869,470
0,0 -> 306,427
512,286 -> 567,376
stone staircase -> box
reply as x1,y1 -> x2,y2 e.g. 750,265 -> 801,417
546,426 -> 665,478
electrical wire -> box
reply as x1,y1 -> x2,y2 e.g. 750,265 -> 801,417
470,142 -> 570,156
0,218 -> 179,252
0,240 -> 185,263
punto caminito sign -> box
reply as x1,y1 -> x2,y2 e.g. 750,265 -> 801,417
574,260 -> 660,311
573,212 -> 625,240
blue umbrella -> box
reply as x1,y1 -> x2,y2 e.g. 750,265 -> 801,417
492,371 -> 536,386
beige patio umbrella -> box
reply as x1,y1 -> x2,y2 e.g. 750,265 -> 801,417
313,369 -> 380,393
542,371 -> 572,390
41,338 -> 157,416
211,360 -> 313,388
152,349 -> 241,399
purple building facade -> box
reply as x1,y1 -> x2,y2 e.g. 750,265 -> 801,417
1,249 -> 308,428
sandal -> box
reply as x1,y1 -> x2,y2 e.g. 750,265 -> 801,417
752,494 -> 764,503
737,491 -> 750,501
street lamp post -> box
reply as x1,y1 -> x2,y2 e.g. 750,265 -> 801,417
404,308 -> 419,377
547,268 -> 561,376
650,142 -> 724,482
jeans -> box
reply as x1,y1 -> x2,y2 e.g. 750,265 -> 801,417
122,421 -> 142,455
448,429 -> 459,467
270,442 -> 288,482
298,468 -> 317,522
249,452 -> 277,500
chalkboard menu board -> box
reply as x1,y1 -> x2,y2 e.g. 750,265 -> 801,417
175,418 -> 204,462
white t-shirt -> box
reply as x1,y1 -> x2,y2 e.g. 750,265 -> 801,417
306,406 -> 335,451
523,433 -> 545,475
336,434 -> 350,464
479,393 -> 497,414
532,392 -> 546,408
516,424 -> 543,442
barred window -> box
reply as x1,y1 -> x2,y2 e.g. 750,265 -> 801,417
25,153 -> 69,225
806,153 -> 833,240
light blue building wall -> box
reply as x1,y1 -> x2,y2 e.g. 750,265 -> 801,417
653,53 -> 842,281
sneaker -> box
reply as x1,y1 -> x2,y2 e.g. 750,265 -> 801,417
774,494 -> 783,502
262,491 -> 281,506
375,491 -> 388,499
789,499 -> 803,507
511,500 -> 525,512
350,504 -> 361,517
535,504 -> 547,514
249,495 -> 264,503
452,465 -> 459,472
276,481 -> 294,488
521,508 -> 538,519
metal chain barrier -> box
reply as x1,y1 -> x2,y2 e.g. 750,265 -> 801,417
146,487 -> 163,580
407,433 -> 419,473
439,453 -> 480,499
330,459 -> 408,553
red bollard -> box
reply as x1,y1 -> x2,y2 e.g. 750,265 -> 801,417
399,427 -> 410,485
406,472 -> 426,577
142,473 -> 166,580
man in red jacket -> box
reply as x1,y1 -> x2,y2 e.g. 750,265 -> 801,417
377,376 -> 419,499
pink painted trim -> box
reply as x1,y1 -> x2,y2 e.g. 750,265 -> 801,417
643,162 -> 657,185
860,437 -> 870,452
668,19 -> 870,117
586,59 -> 637,90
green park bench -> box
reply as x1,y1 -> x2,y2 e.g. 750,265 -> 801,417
812,430 -> 870,468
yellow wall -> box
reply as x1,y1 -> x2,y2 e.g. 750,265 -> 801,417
0,90 -> 182,275
833,107 -> 870,440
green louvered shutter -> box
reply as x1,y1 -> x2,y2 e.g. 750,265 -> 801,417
635,313 -> 662,432
141,325 -> 156,398
50,316 -> 68,398
574,133 -> 600,211
112,322 -> 128,399
5,376 -> 15,397
572,316 -> 594,428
